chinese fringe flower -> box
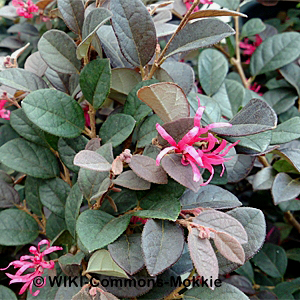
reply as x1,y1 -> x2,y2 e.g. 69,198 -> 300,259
184,0 -> 213,13
240,34 -> 262,64
250,82 -> 263,96
0,240 -> 62,296
156,99 -> 239,185
0,99 -> 10,120
12,0 -> 39,19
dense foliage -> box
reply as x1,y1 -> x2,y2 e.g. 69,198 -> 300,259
0,0 -> 300,299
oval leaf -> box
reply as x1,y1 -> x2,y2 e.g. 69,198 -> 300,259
142,219 -> 184,276
250,32 -> 300,76
74,150 -> 112,171
84,249 -> 129,278
0,139 -> 60,179
0,179 -> 20,208
129,155 -> 168,184
137,82 -> 190,123
113,170 -> 151,190
38,29 -> 81,74
108,233 -> 144,275
22,89 -> 85,138
0,209 -> 39,246
111,0 -> 156,67
164,19 -> 235,59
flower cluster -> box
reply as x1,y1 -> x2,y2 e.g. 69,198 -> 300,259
12,0 -> 39,19
0,240 -> 62,296
240,34 -> 262,64
0,98 -> 10,120
156,99 -> 239,185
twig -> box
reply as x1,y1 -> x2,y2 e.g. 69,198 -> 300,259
164,269 -> 196,300
230,13 -> 250,89
147,0 -> 200,80
258,156 -> 270,167
284,211 -> 300,234
88,104 -> 97,138
214,44 -> 231,59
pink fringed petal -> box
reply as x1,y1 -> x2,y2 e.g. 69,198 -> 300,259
156,124 -> 177,147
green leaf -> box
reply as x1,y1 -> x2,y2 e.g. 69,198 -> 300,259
109,68 -> 142,104
77,8 -> 112,59
276,140 -> 300,172
38,29 -> 81,74
0,139 -> 59,179
57,0 -> 84,36
235,261 -> 254,283
76,210 -> 131,252
180,185 -> 242,210
0,68 -> 48,92
263,88 -> 298,115
39,178 -> 71,218
142,219 -> 184,276
252,167 -> 277,191
212,0 -> 239,9
280,62 -> 300,97
188,93 -> 221,124
124,79 -> 158,124
271,117 -> 300,145
241,18 -> 266,39
278,199 -> 300,212
58,251 -> 85,265
108,233 -> 144,275
183,282 -> 249,299
252,243 -> 287,278
84,249 -> 129,278
10,108 -> 59,149
0,179 -> 20,208
250,32 -> 300,76
0,124 -> 19,147
46,213 -> 67,240
25,176 -> 43,217
273,278 -> 300,299
286,248 -> 300,262
198,48 -> 228,96
57,136 -> 88,173
271,173 -> 300,205
164,19 -> 235,59
212,79 -> 244,119
111,0 -> 156,67
134,179 -> 184,221
65,183 -> 83,238
273,159 -> 299,174
0,286 -> 17,300
137,115 -> 163,148
161,61 -> 194,96
80,59 -> 111,110
0,209 -> 39,245
22,89 -> 85,138
99,114 -> 136,147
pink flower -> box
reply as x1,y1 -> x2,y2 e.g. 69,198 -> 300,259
184,0 -> 213,12
12,0 -> 39,19
0,99 -> 10,120
240,35 -> 262,64
130,216 -> 148,224
250,82 -> 263,96
156,99 -> 239,185
0,240 -> 62,296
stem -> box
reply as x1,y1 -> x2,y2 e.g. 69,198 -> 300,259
230,13 -> 250,89
165,269 -> 196,300
284,211 -> 300,234
15,201 -> 46,235
88,104 -> 97,138
214,44 -> 231,59
147,0 -> 200,80
258,156 -> 270,167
